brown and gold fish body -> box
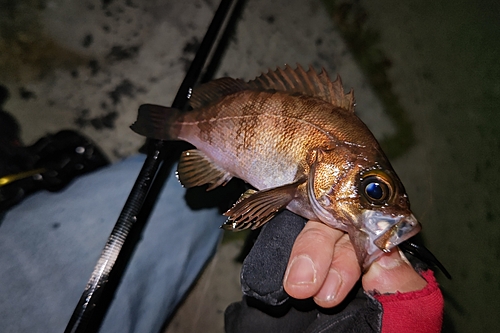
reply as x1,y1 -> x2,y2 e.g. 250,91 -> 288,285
131,65 -> 421,268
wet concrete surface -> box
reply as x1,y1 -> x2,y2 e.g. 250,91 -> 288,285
1,0 -> 498,332
356,1 -> 500,331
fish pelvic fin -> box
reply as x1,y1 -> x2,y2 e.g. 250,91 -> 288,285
177,149 -> 232,190
247,64 -> 355,112
222,179 -> 305,231
130,104 -> 181,140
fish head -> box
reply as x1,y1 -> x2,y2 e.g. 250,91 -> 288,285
307,147 -> 421,269
352,167 -> 421,268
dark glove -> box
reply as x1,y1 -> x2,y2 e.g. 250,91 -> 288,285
224,210 -> 383,333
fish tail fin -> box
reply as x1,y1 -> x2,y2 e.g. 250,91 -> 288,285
130,104 -> 182,140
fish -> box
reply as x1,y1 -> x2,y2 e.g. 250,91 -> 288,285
130,64 -> 421,269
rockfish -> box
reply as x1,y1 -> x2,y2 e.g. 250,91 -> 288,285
131,65 -> 421,268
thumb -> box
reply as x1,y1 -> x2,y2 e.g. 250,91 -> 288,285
362,247 -> 427,294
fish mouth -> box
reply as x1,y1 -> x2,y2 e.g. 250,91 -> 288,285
361,210 -> 421,267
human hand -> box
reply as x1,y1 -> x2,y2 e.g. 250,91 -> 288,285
283,220 -> 427,308
226,212 -> 442,333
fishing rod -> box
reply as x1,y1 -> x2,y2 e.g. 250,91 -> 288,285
65,0 -> 450,330
64,0 -> 244,331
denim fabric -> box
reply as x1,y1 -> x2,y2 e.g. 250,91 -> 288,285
0,155 -> 224,333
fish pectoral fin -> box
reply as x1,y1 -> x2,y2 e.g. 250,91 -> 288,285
222,180 -> 304,231
177,149 -> 232,190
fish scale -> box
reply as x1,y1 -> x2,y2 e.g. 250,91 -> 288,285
131,65 -> 421,268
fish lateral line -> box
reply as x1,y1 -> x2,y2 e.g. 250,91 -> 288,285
130,65 -> 425,271
175,112 -> 359,147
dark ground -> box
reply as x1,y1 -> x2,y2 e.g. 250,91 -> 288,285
1,0 -> 498,332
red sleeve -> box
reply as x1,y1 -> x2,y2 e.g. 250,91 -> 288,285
374,270 -> 444,333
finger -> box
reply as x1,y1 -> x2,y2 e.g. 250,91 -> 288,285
283,220 -> 343,299
362,247 -> 427,293
313,232 -> 361,307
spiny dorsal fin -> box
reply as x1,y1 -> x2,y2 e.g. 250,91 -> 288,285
247,64 -> 355,112
189,77 -> 249,109
189,65 -> 355,112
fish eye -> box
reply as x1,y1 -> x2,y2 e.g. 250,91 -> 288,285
361,175 -> 390,205
366,182 -> 384,200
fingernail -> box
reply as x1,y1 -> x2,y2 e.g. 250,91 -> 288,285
285,255 -> 316,285
315,268 -> 342,302
398,249 -> 413,266
375,249 -> 406,270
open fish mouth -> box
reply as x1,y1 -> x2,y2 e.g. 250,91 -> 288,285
361,210 -> 421,266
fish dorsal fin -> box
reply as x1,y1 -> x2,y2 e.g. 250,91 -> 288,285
247,64 -> 355,112
189,77 -> 249,109
189,65 -> 355,112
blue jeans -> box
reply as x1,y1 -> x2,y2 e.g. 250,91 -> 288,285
0,155 -> 224,333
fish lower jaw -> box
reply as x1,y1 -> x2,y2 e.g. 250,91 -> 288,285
359,210 -> 421,268
362,221 -> 421,269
